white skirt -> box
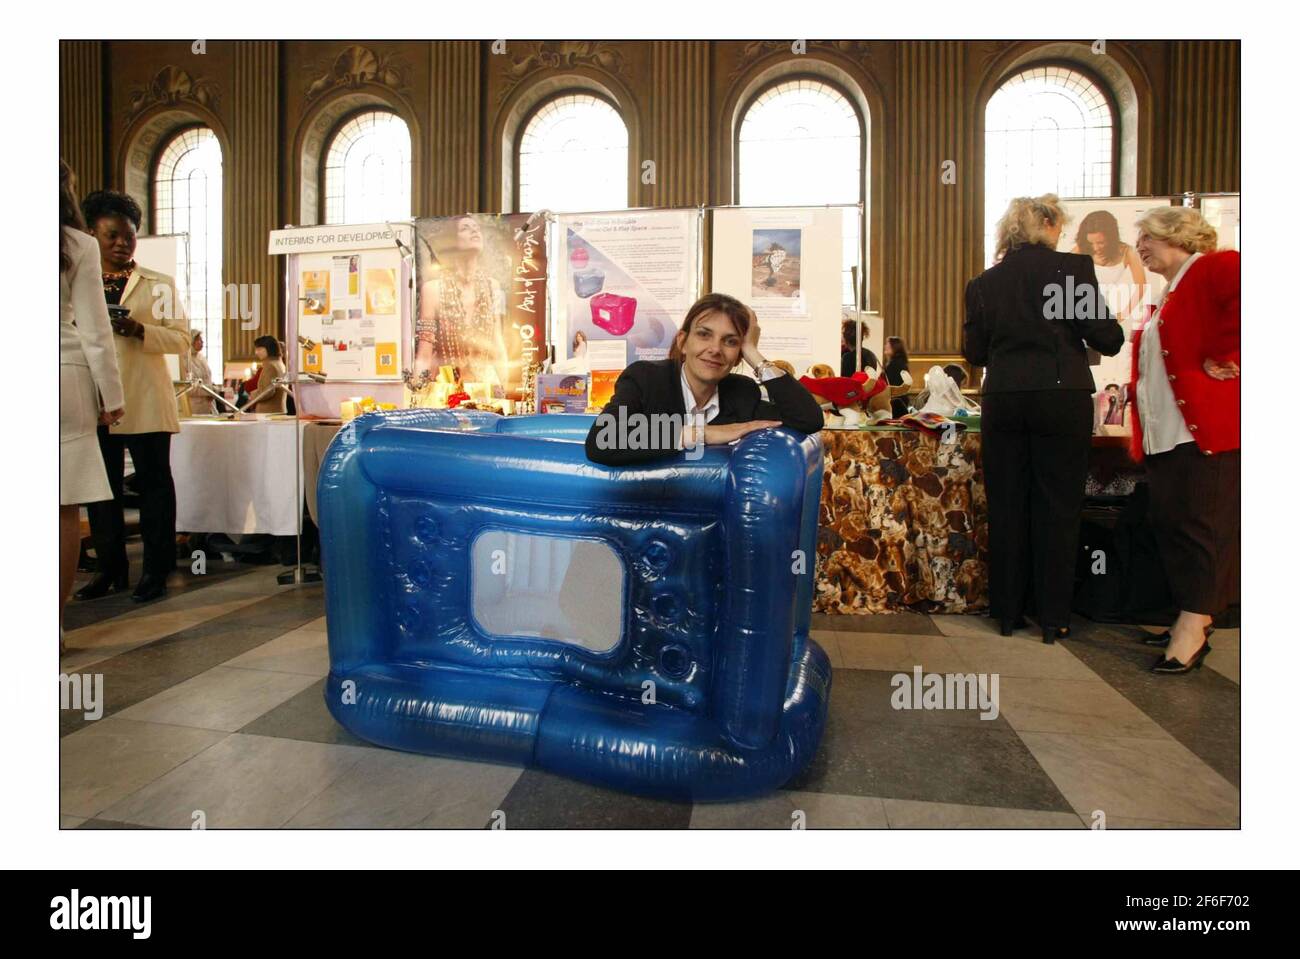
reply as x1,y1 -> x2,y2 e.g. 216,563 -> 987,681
60,363 -> 112,505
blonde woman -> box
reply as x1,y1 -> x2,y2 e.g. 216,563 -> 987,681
964,195 -> 1124,642
1130,207 -> 1239,674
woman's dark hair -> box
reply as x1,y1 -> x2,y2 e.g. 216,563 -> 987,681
1074,210 -> 1123,264
82,190 -> 143,231
60,159 -> 87,273
942,364 -> 967,388
253,335 -> 281,358
885,336 -> 909,366
669,293 -> 751,364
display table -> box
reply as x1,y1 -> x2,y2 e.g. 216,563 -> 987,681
301,422 -> 342,526
171,417 -> 305,536
815,427 -> 987,615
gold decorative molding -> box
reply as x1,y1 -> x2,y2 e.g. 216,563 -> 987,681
728,40 -> 872,82
305,44 -> 406,102
497,41 -> 628,105
127,65 -> 220,121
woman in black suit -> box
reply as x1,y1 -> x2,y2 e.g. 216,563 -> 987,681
964,195 -> 1124,642
585,293 -> 823,466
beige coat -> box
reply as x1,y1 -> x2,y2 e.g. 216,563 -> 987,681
250,357 -> 289,414
109,265 -> 190,435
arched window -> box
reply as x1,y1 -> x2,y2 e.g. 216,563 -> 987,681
985,64 -> 1116,263
153,126 -> 224,374
517,93 -> 628,213
737,78 -> 864,306
323,109 -> 412,225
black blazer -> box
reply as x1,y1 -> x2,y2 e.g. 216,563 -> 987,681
963,244 -> 1125,393
840,347 -> 881,377
584,359 -> 824,466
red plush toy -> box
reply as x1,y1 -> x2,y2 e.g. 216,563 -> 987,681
798,369 -> 889,412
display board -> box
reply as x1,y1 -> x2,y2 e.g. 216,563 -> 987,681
1199,195 -> 1240,250
272,223 -> 414,417
294,248 -> 404,380
412,214 -> 547,395
710,206 -> 849,376
1055,197 -> 1175,392
553,209 -> 702,366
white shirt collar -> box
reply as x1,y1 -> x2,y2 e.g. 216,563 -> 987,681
680,364 -> 720,423
1166,251 -> 1202,295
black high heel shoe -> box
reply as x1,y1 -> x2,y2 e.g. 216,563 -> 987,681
1151,639 -> 1212,674
1141,626 -> 1215,648
999,616 -> 1027,637
74,570 -> 129,601
1042,626 -> 1070,645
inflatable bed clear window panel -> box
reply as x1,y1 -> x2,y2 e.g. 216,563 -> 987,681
317,408 -> 831,801
471,530 -> 624,654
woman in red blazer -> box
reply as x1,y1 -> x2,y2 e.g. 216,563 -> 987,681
1130,207 -> 1239,674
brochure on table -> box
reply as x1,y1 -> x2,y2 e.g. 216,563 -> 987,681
1054,197 -> 1175,394
710,206 -> 848,377
271,222 -> 413,416
553,209 -> 703,370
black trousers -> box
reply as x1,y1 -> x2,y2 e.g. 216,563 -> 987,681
1145,442 -> 1240,616
86,427 -> 177,580
981,390 -> 1093,628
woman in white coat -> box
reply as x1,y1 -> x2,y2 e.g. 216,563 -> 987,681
60,161 -> 125,644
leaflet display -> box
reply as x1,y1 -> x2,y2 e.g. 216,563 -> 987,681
295,247 -> 403,380
555,209 -> 701,365
710,206 -> 849,375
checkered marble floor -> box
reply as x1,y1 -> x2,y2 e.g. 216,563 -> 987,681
60,560 -> 1239,830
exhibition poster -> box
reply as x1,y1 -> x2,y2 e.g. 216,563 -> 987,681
556,209 -> 701,363
1054,197 -> 1174,392
1200,195 -> 1240,251
710,206 -> 848,374
295,247 -> 403,380
412,214 -> 547,394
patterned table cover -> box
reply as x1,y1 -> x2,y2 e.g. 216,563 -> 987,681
815,429 -> 988,615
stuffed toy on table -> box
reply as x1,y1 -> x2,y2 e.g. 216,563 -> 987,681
797,367 -> 891,427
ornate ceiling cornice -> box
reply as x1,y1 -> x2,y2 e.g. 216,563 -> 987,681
728,40 -> 873,83
496,41 -> 629,106
126,66 -> 220,122
305,44 -> 407,103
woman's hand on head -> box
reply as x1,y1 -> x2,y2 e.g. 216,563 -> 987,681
743,306 -> 761,350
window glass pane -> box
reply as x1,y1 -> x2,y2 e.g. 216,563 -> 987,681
323,110 -> 412,225
471,530 -> 623,654
518,94 -> 628,213
737,79 -> 864,306
153,127 -> 223,374
984,65 -> 1114,264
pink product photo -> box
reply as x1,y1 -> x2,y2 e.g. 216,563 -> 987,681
590,292 -> 638,336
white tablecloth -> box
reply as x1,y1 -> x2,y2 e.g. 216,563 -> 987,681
171,418 -> 306,536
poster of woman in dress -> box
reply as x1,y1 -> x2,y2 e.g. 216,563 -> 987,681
410,213 -> 546,393
1068,210 -> 1148,327
1054,198 -> 1171,391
